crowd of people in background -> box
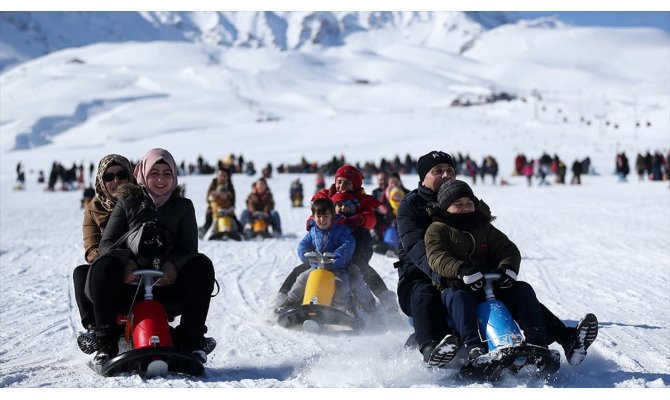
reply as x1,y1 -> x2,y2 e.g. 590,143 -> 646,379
14,148 -> 670,198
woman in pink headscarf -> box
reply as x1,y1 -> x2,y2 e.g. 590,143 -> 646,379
87,148 -> 216,366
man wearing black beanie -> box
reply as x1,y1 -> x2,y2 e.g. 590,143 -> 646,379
395,151 -> 598,368
395,150 -> 460,367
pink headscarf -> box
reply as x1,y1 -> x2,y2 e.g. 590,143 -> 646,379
134,148 -> 178,208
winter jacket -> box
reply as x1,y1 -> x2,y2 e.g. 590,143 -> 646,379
424,202 -> 521,291
395,184 -> 445,285
297,216 -> 355,270
99,183 -> 199,270
82,195 -> 112,263
312,185 -> 382,229
206,177 -> 236,208
246,189 -> 275,214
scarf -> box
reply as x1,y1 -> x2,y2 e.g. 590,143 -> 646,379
134,148 -> 178,208
94,154 -> 135,212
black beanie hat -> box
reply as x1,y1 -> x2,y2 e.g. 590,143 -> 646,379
417,151 -> 455,183
438,180 -> 476,210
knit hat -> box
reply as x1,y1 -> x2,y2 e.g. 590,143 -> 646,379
335,165 -> 364,189
437,180 -> 476,210
331,191 -> 359,214
331,191 -> 357,204
417,151 -> 455,183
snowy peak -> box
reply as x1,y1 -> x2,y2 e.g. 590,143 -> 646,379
0,11 -> 520,70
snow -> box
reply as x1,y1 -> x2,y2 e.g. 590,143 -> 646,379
0,11 -> 669,396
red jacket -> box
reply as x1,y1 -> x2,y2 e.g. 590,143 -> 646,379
311,184 -> 382,230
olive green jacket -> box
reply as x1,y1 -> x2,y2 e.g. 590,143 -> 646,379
424,200 -> 521,290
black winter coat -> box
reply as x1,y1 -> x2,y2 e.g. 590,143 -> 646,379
99,184 -> 199,270
396,184 -> 445,286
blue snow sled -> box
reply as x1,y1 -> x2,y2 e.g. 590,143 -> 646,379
459,273 -> 560,381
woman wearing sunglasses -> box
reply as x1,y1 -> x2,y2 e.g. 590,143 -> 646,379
74,154 -> 135,352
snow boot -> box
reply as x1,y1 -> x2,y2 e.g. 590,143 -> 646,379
92,327 -> 119,366
423,334 -> 459,368
563,313 -> 598,365
202,337 -> 217,355
192,350 -> 207,365
77,325 -> 100,355
467,343 -> 487,361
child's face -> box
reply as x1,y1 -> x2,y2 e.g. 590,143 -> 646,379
314,211 -> 333,229
335,177 -> 354,192
334,202 -> 352,215
447,197 -> 475,214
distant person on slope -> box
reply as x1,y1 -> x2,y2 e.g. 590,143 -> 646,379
239,178 -> 282,237
198,166 -> 239,239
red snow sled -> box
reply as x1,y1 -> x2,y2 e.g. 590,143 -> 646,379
98,269 -> 205,378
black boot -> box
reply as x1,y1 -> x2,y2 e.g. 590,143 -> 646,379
91,325 -> 119,365
562,313 -> 598,365
422,334 -> 459,368
77,324 -> 100,355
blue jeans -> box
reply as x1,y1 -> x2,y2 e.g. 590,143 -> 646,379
240,209 -> 281,233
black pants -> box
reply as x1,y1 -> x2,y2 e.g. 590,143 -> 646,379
350,228 -> 388,295
90,254 -> 215,351
397,268 -> 452,351
397,266 -> 571,350
73,263 -> 94,328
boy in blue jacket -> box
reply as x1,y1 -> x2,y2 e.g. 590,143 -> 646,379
279,198 -> 356,313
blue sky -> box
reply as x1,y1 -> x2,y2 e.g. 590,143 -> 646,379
517,11 -> 670,32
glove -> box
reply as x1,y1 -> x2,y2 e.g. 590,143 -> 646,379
495,266 -> 517,289
123,259 -> 139,284
460,265 -> 485,292
157,261 -> 178,286
346,215 -> 363,230
305,217 -> 315,231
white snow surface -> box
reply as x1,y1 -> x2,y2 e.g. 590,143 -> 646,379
0,13 -> 669,392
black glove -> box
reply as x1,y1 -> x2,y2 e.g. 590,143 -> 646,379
459,265 -> 485,292
494,266 -> 517,289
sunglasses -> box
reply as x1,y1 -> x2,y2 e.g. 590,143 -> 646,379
102,170 -> 130,182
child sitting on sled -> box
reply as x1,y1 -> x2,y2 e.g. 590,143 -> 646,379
331,191 -> 378,314
277,198 -> 356,313
424,180 -> 551,362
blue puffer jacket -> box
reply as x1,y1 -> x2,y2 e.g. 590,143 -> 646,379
297,217 -> 355,270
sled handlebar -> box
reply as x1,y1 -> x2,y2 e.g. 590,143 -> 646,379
303,251 -> 336,266
482,272 -> 503,300
132,269 -> 165,300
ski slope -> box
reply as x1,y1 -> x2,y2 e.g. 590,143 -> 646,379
0,171 -> 668,390
0,11 -> 669,396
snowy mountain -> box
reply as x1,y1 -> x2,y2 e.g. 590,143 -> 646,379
0,11 -> 522,71
0,11 -> 669,391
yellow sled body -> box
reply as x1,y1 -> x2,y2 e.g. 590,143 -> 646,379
253,218 -> 268,233
303,268 -> 335,306
215,215 -> 234,233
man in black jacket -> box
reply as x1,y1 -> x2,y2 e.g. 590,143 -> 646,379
396,151 -> 598,368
